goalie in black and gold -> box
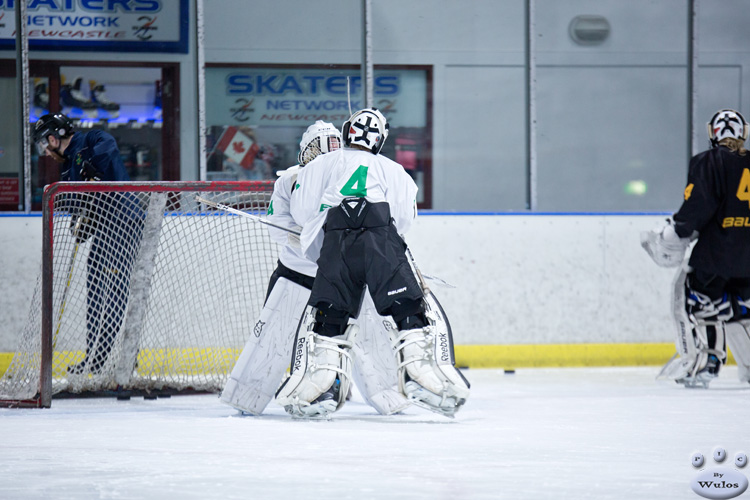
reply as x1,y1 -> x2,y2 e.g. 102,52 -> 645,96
641,109 -> 750,387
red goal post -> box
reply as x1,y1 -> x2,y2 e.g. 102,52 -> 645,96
0,181 -> 278,408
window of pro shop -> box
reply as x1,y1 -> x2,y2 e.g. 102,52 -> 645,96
204,65 -> 433,208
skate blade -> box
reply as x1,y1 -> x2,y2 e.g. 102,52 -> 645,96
285,399 -> 337,420
404,381 -> 462,418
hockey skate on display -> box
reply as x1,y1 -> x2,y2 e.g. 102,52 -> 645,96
275,310 -> 358,419
89,80 -> 121,118
61,77 -> 98,118
33,79 -> 49,116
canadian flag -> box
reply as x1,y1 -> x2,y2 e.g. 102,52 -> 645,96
213,126 -> 260,170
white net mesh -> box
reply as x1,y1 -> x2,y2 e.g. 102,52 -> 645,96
0,182 -> 279,406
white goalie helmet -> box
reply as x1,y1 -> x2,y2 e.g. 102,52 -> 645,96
707,109 -> 749,147
298,120 -> 342,166
342,107 -> 389,154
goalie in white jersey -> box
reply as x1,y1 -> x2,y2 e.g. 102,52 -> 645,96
276,108 -> 470,418
220,121 -> 409,416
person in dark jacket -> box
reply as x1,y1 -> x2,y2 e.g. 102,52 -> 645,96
33,113 -> 143,375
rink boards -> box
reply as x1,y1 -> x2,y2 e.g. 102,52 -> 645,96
0,212 -> 706,372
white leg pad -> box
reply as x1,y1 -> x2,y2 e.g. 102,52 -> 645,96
220,277 -> 310,415
351,293 -> 410,415
275,311 -> 357,419
726,320 -> 750,383
658,266 -> 727,388
394,294 -> 470,417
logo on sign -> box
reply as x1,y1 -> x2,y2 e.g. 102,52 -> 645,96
133,16 -> 158,40
230,98 -> 255,122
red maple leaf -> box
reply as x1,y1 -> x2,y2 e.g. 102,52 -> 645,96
232,140 -> 246,154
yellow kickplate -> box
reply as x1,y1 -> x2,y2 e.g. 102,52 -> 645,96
0,344 -> 737,378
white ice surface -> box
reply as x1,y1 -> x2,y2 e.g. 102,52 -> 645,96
2,367 -> 749,500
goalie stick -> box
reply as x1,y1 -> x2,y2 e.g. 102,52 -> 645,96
198,196 -> 455,289
196,196 -> 301,235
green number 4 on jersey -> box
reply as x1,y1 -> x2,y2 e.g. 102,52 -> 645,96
340,165 -> 368,197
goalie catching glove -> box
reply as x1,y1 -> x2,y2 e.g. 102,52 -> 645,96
640,218 -> 694,268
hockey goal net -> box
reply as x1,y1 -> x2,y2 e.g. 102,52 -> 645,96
0,181 -> 278,408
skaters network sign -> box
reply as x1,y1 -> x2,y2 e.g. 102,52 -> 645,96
0,0 -> 188,53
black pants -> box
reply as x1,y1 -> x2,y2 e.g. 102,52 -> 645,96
308,199 -> 423,322
688,269 -> 750,320
84,217 -> 144,368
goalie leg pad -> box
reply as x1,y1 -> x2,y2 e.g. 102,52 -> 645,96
220,277 -> 310,415
658,268 -> 728,388
275,309 -> 358,419
350,293 -> 410,415
726,320 -> 750,383
393,293 -> 469,417
676,321 -> 727,388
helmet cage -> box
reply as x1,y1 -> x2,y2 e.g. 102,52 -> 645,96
707,109 -> 749,148
297,121 -> 342,166
342,108 -> 389,154
298,135 -> 341,166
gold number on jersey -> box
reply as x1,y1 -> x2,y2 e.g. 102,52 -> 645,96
684,183 -> 694,201
737,168 -> 750,209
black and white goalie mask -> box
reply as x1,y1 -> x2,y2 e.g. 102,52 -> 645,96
297,120 -> 342,166
342,108 -> 389,154
707,109 -> 749,148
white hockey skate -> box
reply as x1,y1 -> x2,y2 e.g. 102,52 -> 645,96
275,313 -> 357,419
393,298 -> 470,418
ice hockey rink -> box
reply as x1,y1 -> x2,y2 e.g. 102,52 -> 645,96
2,366 -> 748,500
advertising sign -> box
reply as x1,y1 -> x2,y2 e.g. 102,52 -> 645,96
206,67 -> 428,129
0,0 -> 188,53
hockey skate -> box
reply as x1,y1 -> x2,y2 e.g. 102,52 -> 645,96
61,77 -> 98,118
275,318 -> 358,419
67,357 -> 105,376
33,80 -> 49,116
394,322 -> 470,418
675,353 -> 723,389
89,80 -> 121,118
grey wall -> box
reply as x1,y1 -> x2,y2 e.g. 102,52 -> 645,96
202,0 -> 750,212
0,213 -> 676,351
3,0 -> 750,211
